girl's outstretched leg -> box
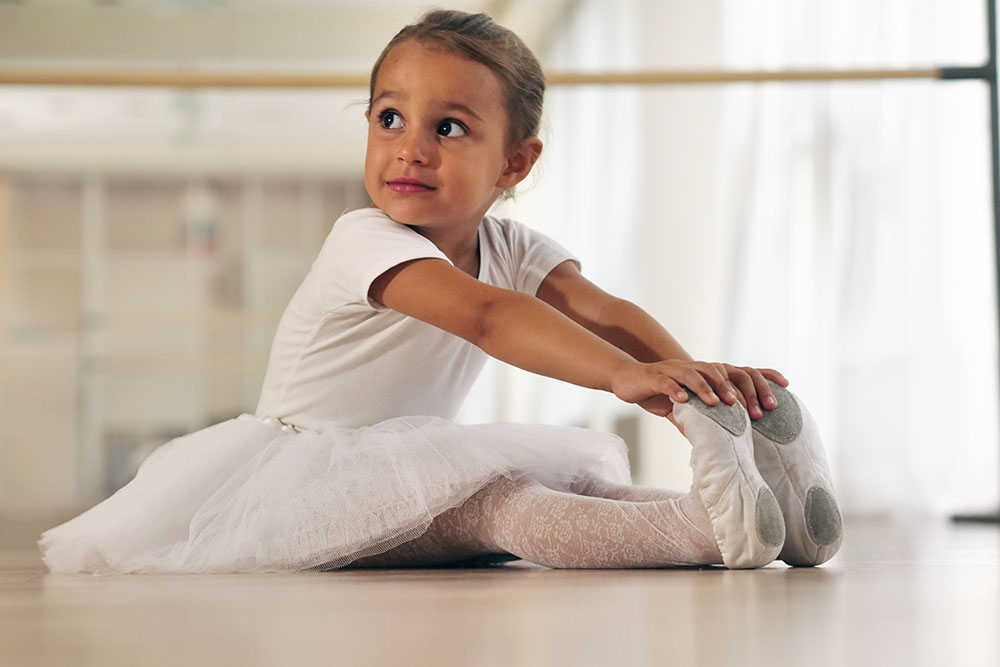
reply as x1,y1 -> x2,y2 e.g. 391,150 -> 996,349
473,475 -> 723,568
572,477 -> 685,502
347,474 -> 722,569
344,495 -> 499,568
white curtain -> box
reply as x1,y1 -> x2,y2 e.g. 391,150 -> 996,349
721,0 -> 1000,515
464,0 -> 1000,516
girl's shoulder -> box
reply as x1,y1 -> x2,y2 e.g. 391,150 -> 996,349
314,207 -> 448,304
479,215 -> 579,293
479,214 -> 533,247
324,207 -> 432,249
330,206 -> 395,232
480,214 -> 567,255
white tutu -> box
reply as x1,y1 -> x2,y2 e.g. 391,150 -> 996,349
38,415 -> 631,574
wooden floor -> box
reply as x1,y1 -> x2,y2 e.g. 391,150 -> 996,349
1,516 -> 997,667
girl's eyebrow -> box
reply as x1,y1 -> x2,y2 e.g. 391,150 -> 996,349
371,90 -> 483,122
371,90 -> 402,106
442,102 -> 483,122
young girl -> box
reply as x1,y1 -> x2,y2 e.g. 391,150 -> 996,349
38,9 -> 842,574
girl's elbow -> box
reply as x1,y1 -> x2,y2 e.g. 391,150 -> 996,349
470,298 -> 503,346
467,292 -> 525,348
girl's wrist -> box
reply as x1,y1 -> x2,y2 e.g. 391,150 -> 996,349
606,356 -> 642,395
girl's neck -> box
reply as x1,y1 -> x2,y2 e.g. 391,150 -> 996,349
408,220 -> 481,278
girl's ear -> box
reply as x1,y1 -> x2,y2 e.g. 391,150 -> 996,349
497,137 -> 543,189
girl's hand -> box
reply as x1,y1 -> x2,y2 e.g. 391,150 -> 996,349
712,362 -> 789,420
611,359 -> 789,426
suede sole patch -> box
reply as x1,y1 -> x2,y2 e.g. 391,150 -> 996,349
682,393 -> 747,436
751,382 -> 803,444
805,487 -> 843,546
755,486 -> 786,547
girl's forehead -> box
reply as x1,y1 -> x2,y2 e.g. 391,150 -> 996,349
374,40 -> 503,98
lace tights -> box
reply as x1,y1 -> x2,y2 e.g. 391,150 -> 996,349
348,475 -> 724,569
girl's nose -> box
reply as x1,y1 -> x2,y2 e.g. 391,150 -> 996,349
396,130 -> 433,165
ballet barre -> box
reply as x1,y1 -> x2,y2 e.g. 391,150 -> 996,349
0,66 -> 957,88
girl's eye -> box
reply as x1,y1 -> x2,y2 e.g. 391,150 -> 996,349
437,119 -> 467,138
379,111 -> 403,130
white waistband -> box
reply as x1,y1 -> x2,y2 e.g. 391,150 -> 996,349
245,414 -> 304,434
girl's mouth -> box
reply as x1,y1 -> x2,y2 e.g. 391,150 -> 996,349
387,178 -> 436,193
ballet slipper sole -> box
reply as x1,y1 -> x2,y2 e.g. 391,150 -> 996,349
752,382 -> 843,567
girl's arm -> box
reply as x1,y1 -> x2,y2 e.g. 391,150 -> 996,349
370,258 -> 738,414
536,260 -> 788,419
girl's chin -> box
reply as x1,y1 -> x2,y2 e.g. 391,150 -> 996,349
375,201 -> 481,228
378,204 -> 441,226
378,208 -> 425,225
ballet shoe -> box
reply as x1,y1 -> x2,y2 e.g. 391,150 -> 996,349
673,394 -> 785,569
751,381 -> 843,567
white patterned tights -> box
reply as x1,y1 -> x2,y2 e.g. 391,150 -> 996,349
348,475 -> 724,569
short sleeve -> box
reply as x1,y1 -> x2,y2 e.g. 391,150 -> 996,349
481,216 -> 580,295
316,208 -> 450,309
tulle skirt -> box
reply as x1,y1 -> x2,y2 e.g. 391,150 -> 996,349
38,414 -> 631,574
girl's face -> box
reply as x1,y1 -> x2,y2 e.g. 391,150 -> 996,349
365,40 -> 528,233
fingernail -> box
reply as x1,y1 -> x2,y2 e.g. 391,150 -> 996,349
676,391 -> 687,401
724,390 -> 737,402
751,406 -> 763,418
764,396 -> 777,408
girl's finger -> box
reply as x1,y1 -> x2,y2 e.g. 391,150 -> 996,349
758,367 -> 789,387
729,367 -> 762,418
748,368 -> 778,411
726,364 -> 753,408
712,363 -> 740,404
658,375 -> 688,403
674,367 -> 719,405
691,362 -> 733,401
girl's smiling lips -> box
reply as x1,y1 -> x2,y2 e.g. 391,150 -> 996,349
387,178 -> 437,193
